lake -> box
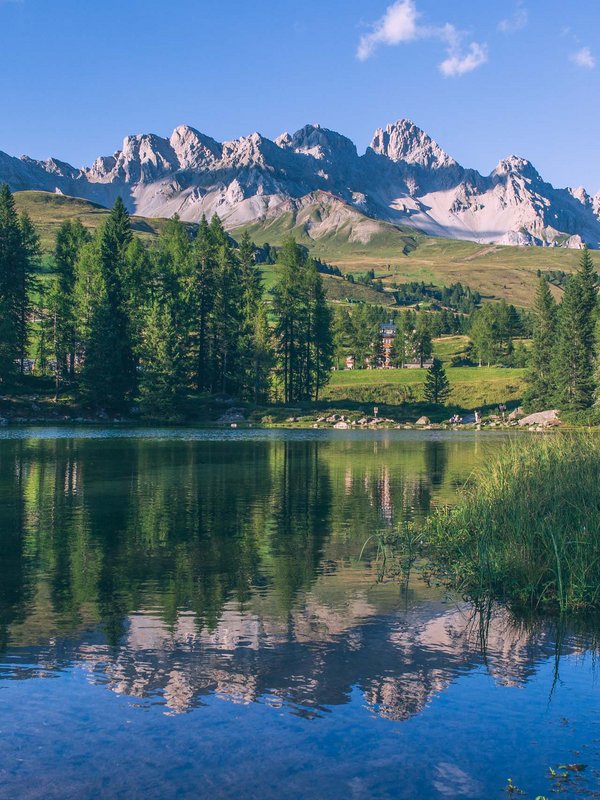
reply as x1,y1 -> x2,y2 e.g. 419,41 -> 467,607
0,428 -> 598,799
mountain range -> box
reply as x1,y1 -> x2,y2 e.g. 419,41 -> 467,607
2,119 -> 600,249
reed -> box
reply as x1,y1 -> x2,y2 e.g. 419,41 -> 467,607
421,435 -> 600,614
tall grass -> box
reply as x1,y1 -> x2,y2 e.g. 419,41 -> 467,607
422,435 -> 600,614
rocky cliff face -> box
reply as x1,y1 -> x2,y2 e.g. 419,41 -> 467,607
2,119 -> 600,248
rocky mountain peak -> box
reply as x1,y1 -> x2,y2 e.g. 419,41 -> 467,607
492,155 -> 541,183
369,119 -> 458,169
280,124 -> 358,162
169,125 -> 222,170
3,118 -> 600,248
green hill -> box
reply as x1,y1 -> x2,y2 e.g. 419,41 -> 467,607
15,190 -> 596,308
13,191 -> 179,252
234,197 -> 596,307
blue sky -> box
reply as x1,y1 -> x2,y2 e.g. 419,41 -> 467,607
0,0 -> 599,190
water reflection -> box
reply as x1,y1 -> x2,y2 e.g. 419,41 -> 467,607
2,431 -> 600,800
0,432 -> 471,650
0,431 -> 588,715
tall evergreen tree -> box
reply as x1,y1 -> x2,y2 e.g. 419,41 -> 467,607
578,246 -> 598,352
52,219 -> 90,382
16,212 -> 40,372
138,298 -> 188,419
0,185 -> 22,381
188,216 -> 216,391
272,239 -> 305,402
423,358 -> 451,405
469,305 -> 500,366
0,186 -> 39,378
525,276 -> 557,408
81,198 -> 136,409
412,310 -> 433,367
249,305 -> 274,404
209,241 -> 243,395
305,258 -> 333,401
553,273 -> 595,409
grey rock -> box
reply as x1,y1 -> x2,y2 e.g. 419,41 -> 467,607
518,410 -> 561,427
2,119 -> 600,248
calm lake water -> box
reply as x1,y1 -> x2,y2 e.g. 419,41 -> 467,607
0,428 -> 598,799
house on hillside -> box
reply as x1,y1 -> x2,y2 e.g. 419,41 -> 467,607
379,322 -> 396,368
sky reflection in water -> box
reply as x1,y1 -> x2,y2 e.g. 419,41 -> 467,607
0,430 -> 598,800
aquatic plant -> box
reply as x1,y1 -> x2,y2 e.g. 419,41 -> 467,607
419,435 -> 600,614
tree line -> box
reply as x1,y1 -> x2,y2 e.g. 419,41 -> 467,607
0,186 -> 333,416
526,248 -> 599,410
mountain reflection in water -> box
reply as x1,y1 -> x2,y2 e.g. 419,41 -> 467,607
0,430 -> 598,800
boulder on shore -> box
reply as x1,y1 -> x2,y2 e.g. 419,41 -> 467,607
508,406 -> 525,421
415,416 -> 430,426
518,409 -> 561,427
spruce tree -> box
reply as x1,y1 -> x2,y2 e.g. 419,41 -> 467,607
305,257 -> 333,401
209,241 -> 243,395
52,219 -> 90,382
138,298 -> 188,419
238,231 -> 265,397
423,357 -> 451,405
249,305 -> 273,404
0,185 -> 22,381
412,310 -> 433,367
272,238 -> 305,402
16,212 -> 40,372
82,198 -> 136,409
0,185 -> 39,378
578,246 -> 598,352
525,276 -> 557,408
188,216 -> 216,391
469,305 -> 500,366
553,274 -> 595,409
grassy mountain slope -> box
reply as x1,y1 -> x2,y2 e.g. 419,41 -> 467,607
234,196 -> 597,307
14,191 -> 394,307
13,191 -> 179,252
15,190 -> 596,308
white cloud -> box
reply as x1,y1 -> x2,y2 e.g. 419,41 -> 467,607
498,7 -> 528,33
570,47 -> 595,69
440,42 -> 488,77
357,0 -> 420,61
357,0 -> 487,78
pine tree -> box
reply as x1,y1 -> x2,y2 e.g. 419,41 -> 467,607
16,212 -> 40,372
305,258 -> 333,400
423,357 -> 451,405
0,185 -> 22,381
578,246 -> 598,353
553,274 -> 595,409
237,231 -> 265,397
525,276 -> 557,408
52,219 -> 90,382
188,216 -> 216,391
0,299 -> 15,383
138,298 -> 188,419
412,310 -> 433,367
249,304 -> 273,403
331,307 -> 351,370
81,198 -> 136,409
0,185 -> 38,379
469,305 -> 500,366
209,241 -> 243,395
272,238 -> 305,402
